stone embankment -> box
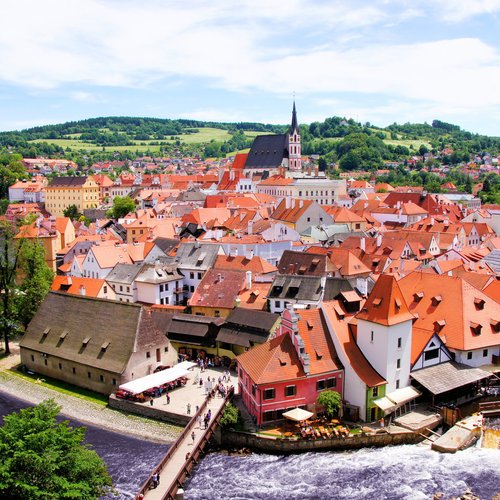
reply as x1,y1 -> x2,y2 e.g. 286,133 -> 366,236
0,348 -> 181,443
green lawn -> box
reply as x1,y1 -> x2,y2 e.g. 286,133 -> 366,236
7,366 -> 108,406
384,138 -> 432,150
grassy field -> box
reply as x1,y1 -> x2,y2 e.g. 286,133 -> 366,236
8,366 -> 108,406
29,127 -> 268,152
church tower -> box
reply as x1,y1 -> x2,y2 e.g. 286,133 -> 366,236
287,101 -> 302,172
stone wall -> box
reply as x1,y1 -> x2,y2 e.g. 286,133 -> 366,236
108,394 -> 190,426
220,428 -> 425,454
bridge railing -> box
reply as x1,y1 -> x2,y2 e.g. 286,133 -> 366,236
135,386 -> 234,499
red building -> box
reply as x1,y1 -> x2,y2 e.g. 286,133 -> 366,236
237,307 -> 344,425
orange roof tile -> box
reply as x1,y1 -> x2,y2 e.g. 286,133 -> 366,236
214,255 -> 277,275
356,274 -> 414,326
50,276 -> 107,298
322,302 -> 385,387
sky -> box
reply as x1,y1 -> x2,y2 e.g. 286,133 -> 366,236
1,0 -> 500,135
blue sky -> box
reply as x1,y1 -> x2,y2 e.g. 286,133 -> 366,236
1,0 -> 500,135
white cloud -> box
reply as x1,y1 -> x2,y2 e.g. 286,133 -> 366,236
1,1 -> 500,133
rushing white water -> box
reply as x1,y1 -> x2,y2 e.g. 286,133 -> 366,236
184,446 -> 500,499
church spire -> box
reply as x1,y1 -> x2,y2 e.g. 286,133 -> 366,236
290,100 -> 299,133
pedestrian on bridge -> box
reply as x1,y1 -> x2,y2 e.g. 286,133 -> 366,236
166,393 -> 170,404
191,431 -> 196,445
187,403 -> 191,415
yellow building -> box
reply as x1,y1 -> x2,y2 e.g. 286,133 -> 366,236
45,176 -> 99,217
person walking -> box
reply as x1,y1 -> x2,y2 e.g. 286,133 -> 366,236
187,403 -> 191,415
166,393 -> 170,404
197,414 -> 202,429
191,431 -> 196,445
150,398 -> 154,407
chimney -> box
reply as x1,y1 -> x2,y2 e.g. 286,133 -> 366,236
79,285 -> 86,296
230,170 -> 235,181
285,197 -> 291,209
246,270 -> 252,289
376,233 -> 382,248
299,199 -> 304,208
291,199 -> 296,209
247,220 -> 253,235
217,273 -> 222,282
360,237 -> 366,252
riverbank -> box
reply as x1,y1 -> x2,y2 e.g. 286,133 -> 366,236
0,348 -> 182,444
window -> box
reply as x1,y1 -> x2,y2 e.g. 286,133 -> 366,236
483,349 -> 488,357
396,379 -> 400,389
264,388 -> 275,400
198,272 -> 202,279
100,375 -> 104,382
72,367 -> 76,374
164,346 -> 169,353
370,331 -> 374,343
396,359 -> 401,369
119,285 -> 123,292
88,372 -> 91,379
31,355 -> 34,362
424,349 -> 439,361
251,385 -> 256,396
372,386 -> 379,398
275,300 -> 281,309
112,379 -> 116,386
326,378 -> 336,388
160,284 -> 164,292
263,410 -> 275,422
316,380 -> 326,391
467,352 -> 473,360
285,385 -> 296,397
397,337 -> 402,349
127,286 -> 130,293
190,286 -> 195,292
146,351 -> 151,359
307,217 -> 311,222
190,272 -> 195,279
59,363 -> 63,370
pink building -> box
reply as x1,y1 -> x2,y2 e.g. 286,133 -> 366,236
237,307 -> 344,425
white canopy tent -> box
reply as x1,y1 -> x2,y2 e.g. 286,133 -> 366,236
282,408 -> 314,422
373,386 -> 421,415
176,361 -> 197,371
119,366 -> 191,395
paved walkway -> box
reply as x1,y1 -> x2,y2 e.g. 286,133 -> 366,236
142,393 -> 228,499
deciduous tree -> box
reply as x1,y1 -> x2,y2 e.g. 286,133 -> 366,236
316,390 -> 342,419
0,399 -> 113,498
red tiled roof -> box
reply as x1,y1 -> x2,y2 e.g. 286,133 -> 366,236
356,274 -> 414,326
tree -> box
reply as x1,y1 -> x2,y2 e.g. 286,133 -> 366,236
14,240 -> 54,329
0,399 -> 113,498
0,222 -> 25,355
63,204 -> 81,221
107,196 -> 135,219
316,390 -> 342,419
0,153 -> 27,199
219,402 -> 241,430
464,176 -> 472,194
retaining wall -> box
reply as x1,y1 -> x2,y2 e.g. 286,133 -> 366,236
108,394 -> 190,426
221,428 -> 426,454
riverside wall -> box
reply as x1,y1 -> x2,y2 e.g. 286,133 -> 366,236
220,427 -> 428,454
108,394 -> 191,426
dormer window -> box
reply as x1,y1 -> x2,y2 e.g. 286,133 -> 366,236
431,295 -> 442,306
491,320 -> 500,333
434,320 -> 446,332
306,320 -> 314,329
414,291 -> 424,302
82,337 -> 91,346
470,322 -> 482,335
395,298 -> 401,309
474,298 -> 485,310
372,297 -> 382,307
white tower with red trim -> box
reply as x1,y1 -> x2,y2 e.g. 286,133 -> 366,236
287,101 -> 302,172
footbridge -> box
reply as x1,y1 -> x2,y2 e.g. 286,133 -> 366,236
136,388 -> 233,500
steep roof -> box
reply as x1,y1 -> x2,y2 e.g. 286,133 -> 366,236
244,134 -> 288,169
271,198 -> 314,223
296,308 -> 343,375
237,333 -> 305,384
47,176 -> 89,187
20,292 -> 147,374
278,250 -> 336,276
50,276 -> 107,297
189,269 -> 245,309
322,302 -> 386,387
214,255 -> 277,275
356,274 -> 414,326
398,272 -> 500,351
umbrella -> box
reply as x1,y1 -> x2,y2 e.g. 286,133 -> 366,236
282,408 -> 314,422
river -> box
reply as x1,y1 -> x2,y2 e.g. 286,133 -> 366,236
0,392 -> 167,499
2,392 -> 499,499
184,446 -> 500,499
